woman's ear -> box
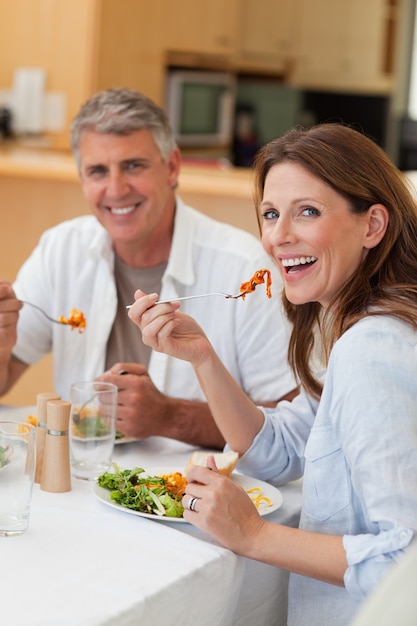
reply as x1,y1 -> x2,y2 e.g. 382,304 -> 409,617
364,204 -> 389,249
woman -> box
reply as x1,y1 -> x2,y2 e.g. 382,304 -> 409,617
128,124 -> 417,625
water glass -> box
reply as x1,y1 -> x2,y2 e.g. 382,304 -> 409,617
0,421 -> 36,536
69,381 -> 117,480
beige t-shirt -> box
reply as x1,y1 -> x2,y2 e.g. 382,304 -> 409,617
105,255 -> 167,371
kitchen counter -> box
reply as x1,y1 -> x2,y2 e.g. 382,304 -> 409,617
0,143 -> 254,196
0,144 -> 79,181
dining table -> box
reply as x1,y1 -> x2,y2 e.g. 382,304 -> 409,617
1,405 -> 303,626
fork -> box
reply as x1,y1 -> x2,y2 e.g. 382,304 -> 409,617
126,291 -> 247,308
19,300 -> 66,325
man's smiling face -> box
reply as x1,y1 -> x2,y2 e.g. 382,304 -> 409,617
78,129 -> 180,265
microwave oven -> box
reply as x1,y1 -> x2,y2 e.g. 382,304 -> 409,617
165,69 -> 237,148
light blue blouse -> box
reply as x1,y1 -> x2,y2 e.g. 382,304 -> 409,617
236,314 -> 417,625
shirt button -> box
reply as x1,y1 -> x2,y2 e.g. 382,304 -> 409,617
399,531 -> 409,541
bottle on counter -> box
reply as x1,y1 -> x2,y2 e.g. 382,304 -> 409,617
232,104 -> 260,168
40,400 -> 71,493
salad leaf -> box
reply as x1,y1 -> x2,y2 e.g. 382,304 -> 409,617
159,493 -> 184,518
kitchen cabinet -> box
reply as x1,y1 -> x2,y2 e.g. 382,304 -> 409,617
237,0 -> 298,74
290,0 -> 401,93
164,0 -> 238,60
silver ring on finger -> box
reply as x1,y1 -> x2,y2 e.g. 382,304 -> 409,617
188,496 -> 199,512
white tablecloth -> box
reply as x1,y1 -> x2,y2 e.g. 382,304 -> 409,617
1,406 -> 302,626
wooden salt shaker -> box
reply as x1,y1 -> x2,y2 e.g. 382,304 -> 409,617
40,400 -> 72,493
35,391 -> 61,483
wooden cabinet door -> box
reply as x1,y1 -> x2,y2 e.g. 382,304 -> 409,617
95,0 -> 166,106
164,0 -> 238,57
291,0 -> 395,93
294,0 -> 344,81
341,0 -> 393,87
237,0 -> 298,73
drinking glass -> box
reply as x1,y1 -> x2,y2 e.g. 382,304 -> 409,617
0,421 -> 36,536
69,381 -> 117,480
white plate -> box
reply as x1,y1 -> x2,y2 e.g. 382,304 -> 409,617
93,466 -> 283,523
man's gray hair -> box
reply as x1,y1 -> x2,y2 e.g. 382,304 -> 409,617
71,88 -> 177,170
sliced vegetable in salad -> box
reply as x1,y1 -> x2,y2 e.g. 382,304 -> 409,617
97,464 -> 187,518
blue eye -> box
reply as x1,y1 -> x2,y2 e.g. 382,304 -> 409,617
261,209 -> 279,220
302,207 -> 320,216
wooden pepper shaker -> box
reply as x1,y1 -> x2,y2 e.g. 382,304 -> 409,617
35,391 -> 61,483
40,399 -> 71,493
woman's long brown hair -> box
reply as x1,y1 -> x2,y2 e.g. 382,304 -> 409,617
253,123 -> 417,398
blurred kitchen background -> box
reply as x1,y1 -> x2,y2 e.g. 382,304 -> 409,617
0,0 -> 416,168
2,0 -> 417,406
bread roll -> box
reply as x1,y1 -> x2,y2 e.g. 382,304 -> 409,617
186,450 -> 239,477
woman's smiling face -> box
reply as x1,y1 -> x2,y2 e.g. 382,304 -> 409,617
260,162 -> 374,309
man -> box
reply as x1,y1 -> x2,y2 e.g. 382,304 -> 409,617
0,88 -> 297,448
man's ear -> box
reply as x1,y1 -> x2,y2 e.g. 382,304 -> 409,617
364,204 -> 389,249
167,147 -> 181,189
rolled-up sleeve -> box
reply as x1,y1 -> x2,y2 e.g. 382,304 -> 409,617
343,528 -> 414,599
